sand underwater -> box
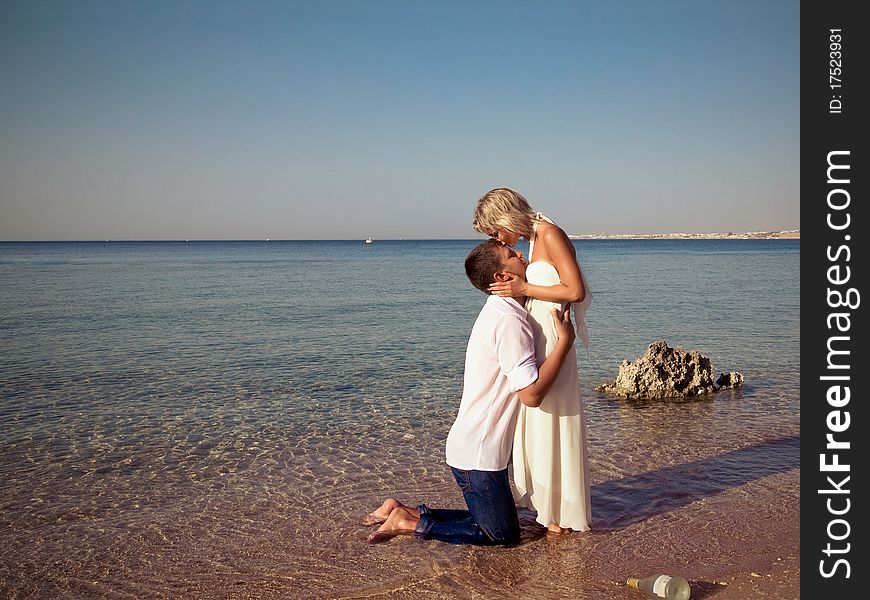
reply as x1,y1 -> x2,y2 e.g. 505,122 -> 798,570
2,387 -> 800,599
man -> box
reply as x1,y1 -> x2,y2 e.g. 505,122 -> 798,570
365,238 -> 576,545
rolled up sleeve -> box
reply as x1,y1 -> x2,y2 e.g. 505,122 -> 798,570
492,314 -> 538,393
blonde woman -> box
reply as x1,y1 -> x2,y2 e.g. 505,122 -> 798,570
473,187 -> 592,533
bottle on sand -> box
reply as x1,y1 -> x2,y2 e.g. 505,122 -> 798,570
626,574 -> 691,600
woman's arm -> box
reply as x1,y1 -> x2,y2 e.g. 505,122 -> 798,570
488,225 -> 586,303
527,225 -> 585,302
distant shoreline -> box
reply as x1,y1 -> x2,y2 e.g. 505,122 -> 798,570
1,231 -> 800,243
568,230 -> 799,240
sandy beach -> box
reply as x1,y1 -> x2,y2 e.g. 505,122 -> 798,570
97,452 -> 799,600
72,461 -> 796,600
128,410 -> 799,600
332,438 -> 801,600
1,406 -> 800,600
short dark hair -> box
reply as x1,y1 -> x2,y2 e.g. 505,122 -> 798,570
465,239 -> 505,293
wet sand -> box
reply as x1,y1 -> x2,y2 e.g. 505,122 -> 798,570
83,469 -> 797,600
0,449 -> 800,599
1,398 -> 800,599
338,469 -> 800,600
133,469 -> 800,600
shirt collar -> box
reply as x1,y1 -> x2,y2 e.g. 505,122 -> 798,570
487,294 -> 525,312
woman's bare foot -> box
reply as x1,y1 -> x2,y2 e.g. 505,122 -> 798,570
367,506 -> 419,544
361,498 -> 404,526
547,524 -> 570,534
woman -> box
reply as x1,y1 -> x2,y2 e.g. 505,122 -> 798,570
473,187 -> 592,533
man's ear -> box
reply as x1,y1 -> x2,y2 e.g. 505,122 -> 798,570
493,270 -> 511,283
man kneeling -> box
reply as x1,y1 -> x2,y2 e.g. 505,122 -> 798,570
366,239 -> 575,545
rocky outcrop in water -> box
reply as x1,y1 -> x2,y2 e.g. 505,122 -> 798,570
715,371 -> 744,389
595,341 -> 744,399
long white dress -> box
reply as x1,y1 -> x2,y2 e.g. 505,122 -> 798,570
511,218 -> 592,531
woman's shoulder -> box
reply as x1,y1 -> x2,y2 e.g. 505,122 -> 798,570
535,219 -> 578,264
537,220 -> 569,244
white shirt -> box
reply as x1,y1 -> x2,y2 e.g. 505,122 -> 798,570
445,295 -> 539,471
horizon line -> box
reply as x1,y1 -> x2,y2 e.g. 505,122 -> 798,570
0,231 -> 801,243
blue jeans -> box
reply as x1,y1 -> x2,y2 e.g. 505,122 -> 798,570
415,466 -> 521,546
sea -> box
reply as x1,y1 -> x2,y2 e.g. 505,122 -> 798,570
0,239 -> 800,599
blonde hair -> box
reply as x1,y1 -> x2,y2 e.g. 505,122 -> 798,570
473,188 -> 537,238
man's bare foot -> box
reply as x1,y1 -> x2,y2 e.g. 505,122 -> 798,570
367,506 -> 419,544
361,498 -> 405,526
547,524 -> 570,534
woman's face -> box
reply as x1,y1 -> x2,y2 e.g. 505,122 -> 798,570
494,229 -> 521,247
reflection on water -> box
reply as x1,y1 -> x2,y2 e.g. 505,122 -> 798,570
0,241 -> 799,598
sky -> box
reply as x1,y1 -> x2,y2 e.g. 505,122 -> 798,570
0,0 -> 799,240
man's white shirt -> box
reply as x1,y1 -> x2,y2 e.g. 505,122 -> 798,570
445,295 -> 538,471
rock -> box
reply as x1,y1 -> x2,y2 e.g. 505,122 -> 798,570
716,371 -> 744,389
595,340 -> 743,399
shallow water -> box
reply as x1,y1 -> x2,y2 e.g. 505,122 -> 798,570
0,239 -> 799,598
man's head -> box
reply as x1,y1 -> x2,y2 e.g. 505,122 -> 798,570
465,239 -> 527,294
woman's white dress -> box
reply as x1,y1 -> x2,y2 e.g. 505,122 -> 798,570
511,219 -> 592,531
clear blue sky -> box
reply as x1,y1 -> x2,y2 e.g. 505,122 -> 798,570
0,0 -> 799,240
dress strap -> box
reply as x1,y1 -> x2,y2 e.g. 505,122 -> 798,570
529,220 -> 538,262
528,212 -> 553,262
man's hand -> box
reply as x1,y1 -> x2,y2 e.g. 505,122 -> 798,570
552,305 -> 575,345
517,305 -> 576,408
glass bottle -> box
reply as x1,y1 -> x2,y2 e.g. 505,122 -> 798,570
626,574 -> 691,600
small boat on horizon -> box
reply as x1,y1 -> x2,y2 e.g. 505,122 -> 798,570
365,237 -> 373,244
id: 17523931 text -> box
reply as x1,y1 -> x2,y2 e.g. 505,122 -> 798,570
829,29 -> 843,114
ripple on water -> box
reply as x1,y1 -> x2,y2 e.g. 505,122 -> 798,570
1,240 -> 800,598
